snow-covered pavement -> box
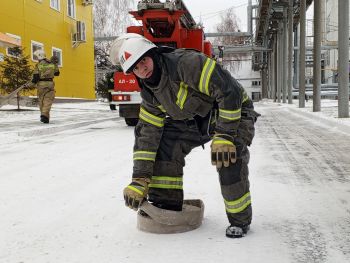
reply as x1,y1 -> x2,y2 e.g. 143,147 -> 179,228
0,100 -> 349,263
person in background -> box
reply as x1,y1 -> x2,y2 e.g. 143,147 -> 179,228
27,50 -> 60,123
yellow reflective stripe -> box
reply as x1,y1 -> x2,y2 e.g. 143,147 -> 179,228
148,184 -> 183,190
199,58 -> 216,95
149,176 -> 183,190
38,64 -> 55,70
139,107 -> 164,127
242,91 -> 249,103
133,151 -> 156,161
127,185 -> 144,195
151,176 -> 182,182
176,82 -> 188,109
157,105 -> 166,113
219,108 -> 241,121
212,138 -> 233,145
224,192 -> 251,214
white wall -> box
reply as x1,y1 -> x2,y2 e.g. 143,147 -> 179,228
226,55 -> 261,99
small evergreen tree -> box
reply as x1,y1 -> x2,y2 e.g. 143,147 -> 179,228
96,71 -> 114,99
0,47 -> 34,109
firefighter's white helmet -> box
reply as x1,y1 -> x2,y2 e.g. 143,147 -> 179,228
109,33 -> 143,66
109,33 -> 157,73
34,49 -> 46,60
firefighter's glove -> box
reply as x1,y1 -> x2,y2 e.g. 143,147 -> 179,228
123,178 -> 150,211
211,134 -> 237,169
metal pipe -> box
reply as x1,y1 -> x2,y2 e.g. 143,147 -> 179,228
338,0 -> 350,118
283,7 -> 288,103
299,0 -> 306,108
248,0 -> 252,35
313,0 -> 322,112
287,0 -> 294,104
277,24 -> 283,103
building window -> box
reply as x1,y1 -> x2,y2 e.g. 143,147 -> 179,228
50,0 -> 60,11
52,47 -> 63,67
67,0 -> 76,18
31,40 -> 44,61
5,33 -> 21,57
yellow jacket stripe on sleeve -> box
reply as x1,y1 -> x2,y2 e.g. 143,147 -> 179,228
176,82 -> 188,109
219,108 -> 241,121
139,107 -> 165,127
199,58 -> 216,95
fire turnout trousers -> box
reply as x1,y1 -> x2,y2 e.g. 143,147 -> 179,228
37,81 -> 55,118
148,117 -> 253,226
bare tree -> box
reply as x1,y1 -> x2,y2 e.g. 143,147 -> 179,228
93,0 -> 135,95
214,8 -> 246,73
93,0 -> 135,52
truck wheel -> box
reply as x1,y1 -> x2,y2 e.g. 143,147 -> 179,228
109,104 -> 116,110
125,118 -> 138,126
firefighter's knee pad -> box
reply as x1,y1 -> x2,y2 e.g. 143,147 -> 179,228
218,160 -> 243,185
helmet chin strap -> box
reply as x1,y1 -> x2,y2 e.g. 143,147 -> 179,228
144,50 -> 161,86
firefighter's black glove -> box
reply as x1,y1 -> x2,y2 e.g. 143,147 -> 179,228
123,178 -> 150,211
211,133 -> 236,169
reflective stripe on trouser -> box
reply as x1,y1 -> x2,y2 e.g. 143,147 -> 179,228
148,118 -> 210,210
218,144 -> 252,226
37,81 -> 55,118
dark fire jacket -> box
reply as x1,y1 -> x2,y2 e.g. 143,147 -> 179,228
132,49 -> 252,179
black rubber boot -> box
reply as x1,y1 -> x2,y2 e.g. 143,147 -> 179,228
226,225 -> 250,238
40,115 -> 49,123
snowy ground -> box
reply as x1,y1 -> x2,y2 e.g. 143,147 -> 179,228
0,99 -> 350,263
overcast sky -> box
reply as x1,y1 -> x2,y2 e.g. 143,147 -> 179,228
183,0 -> 253,33
130,0 -> 314,34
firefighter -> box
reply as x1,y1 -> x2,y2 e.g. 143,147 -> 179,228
109,34 -> 260,238
29,50 -> 60,123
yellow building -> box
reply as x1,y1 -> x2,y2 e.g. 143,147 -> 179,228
0,0 -> 95,99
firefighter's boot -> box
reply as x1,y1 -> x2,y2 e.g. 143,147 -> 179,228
40,115 -> 49,123
225,224 -> 250,238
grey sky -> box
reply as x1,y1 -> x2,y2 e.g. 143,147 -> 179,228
183,0 -> 252,33
130,1 -> 314,34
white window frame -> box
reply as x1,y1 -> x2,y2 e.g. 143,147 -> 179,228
5,33 -> 21,57
31,40 -> 44,62
52,47 -> 63,67
50,0 -> 60,11
67,0 -> 76,19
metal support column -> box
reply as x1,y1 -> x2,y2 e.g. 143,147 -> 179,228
277,25 -> 283,103
299,0 -> 306,108
274,34 -> 278,102
338,0 -> 350,118
287,0 -> 294,104
269,51 -> 273,99
313,0 -> 322,112
283,7 -> 288,103
262,67 -> 268,99
294,26 -> 299,91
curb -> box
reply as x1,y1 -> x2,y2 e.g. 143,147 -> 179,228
17,116 -> 121,137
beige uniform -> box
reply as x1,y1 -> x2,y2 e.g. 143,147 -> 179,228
32,59 -> 59,119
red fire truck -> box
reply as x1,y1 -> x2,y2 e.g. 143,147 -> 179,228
109,0 -> 213,126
